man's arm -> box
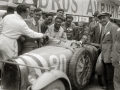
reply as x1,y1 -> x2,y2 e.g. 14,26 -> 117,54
21,21 -> 44,38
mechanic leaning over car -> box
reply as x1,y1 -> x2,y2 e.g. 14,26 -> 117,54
45,16 -> 67,41
61,15 -> 76,40
72,21 -> 89,44
98,12 -> 118,90
0,5 -> 48,69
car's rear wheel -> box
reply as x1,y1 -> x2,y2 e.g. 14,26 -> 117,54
68,48 -> 93,89
42,80 -> 65,90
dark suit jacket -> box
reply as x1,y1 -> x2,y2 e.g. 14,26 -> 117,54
73,26 -> 89,43
101,22 -> 118,63
92,23 -> 101,44
89,21 -> 97,43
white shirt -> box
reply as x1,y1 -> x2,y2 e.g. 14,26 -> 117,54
1,14 -> 43,39
46,24 -> 67,40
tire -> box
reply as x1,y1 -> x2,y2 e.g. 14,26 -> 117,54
42,80 -> 65,90
68,48 -> 93,90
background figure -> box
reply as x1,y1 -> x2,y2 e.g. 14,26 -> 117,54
73,21 -> 89,44
2,6 -> 14,18
111,27 -> 120,90
98,12 -> 118,90
52,9 -> 64,24
61,15 -> 76,40
40,13 -> 53,33
20,8 -> 43,54
27,5 -> 36,18
89,11 -> 99,43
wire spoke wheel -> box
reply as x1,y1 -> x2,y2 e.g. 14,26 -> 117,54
68,48 -> 93,90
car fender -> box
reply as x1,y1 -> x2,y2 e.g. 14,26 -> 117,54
31,70 -> 72,90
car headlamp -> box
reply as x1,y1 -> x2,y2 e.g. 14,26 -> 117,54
28,74 -> 38,84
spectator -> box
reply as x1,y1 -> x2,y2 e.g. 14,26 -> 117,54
2,6 -> 14,18
40,13 -> 54,33
46,16 -> 67,41
111,26 -> 120,90
73,21 -> 89,44
52,9 -> 64,24
0,5 -> 47,68
61,15 -> 76,40
28,5 -> 36,18
89,11 -> 99,43
20,8 -> 43,54
98,12 -> 118,90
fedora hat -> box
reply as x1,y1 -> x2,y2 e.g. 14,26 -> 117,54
97,12 -> 112,19
93,11 -> 99,16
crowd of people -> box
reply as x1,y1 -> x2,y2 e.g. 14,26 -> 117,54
0,4 -> 120,90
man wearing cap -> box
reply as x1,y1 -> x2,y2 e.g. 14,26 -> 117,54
61,15 -> 76,40
52,9 -> 65,24
98,12 -> 118,90
89,11 -> 99,43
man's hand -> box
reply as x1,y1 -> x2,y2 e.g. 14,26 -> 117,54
42,34 -> 49,43
76,41 -> 82,47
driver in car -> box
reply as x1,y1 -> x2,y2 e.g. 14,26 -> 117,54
73,21 -> 89,45
45,16 -> 67,42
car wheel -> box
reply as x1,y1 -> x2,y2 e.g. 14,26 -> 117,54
42,80 -> 65,90
68,48 -> 93,89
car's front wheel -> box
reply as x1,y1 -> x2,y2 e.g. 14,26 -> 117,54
68,48 -> 93,90
42,80 -> 65,90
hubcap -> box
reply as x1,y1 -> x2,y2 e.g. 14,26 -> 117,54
76,54 -> 91,85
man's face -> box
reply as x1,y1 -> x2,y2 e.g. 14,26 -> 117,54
66,18 -> 73,26
94,16 -> 99,21
21,10 -> 28,19
78,23 -> 84,29
99,15 -> 109,26
46,16 -> 53,25
57,11 -> 64,17
34,11 -> 42,21
29,6 -> 36,17
55,19 -> 62,28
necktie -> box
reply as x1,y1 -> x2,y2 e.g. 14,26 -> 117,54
99,26 -> 105,44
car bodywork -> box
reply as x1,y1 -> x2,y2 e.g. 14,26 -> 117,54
1,40 -> 99,90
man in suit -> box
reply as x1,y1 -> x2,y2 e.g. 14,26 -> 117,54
89,11 -> 99,43
111,26 -> 120,90
20,8 -> 43,54
92,22 -> 102,44
98,12 -> 118,90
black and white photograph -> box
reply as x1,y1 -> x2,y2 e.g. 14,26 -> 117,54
0,0 -> 120,90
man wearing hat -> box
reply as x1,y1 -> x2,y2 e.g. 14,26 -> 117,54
98,12 -> 118,90
52,9 -> 65,24
89,11 -> 100,43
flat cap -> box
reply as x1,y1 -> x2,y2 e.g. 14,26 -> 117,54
97,12 -> 112,18
57,9 -> 64,12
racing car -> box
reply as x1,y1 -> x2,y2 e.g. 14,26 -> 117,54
1,39 -> 99,90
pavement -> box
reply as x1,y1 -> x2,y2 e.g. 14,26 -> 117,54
81,75 -> 104,90
0,75 -> 106,90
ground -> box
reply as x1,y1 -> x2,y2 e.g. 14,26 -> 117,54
81,75 -> 104,90
0,75 -> 105,90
